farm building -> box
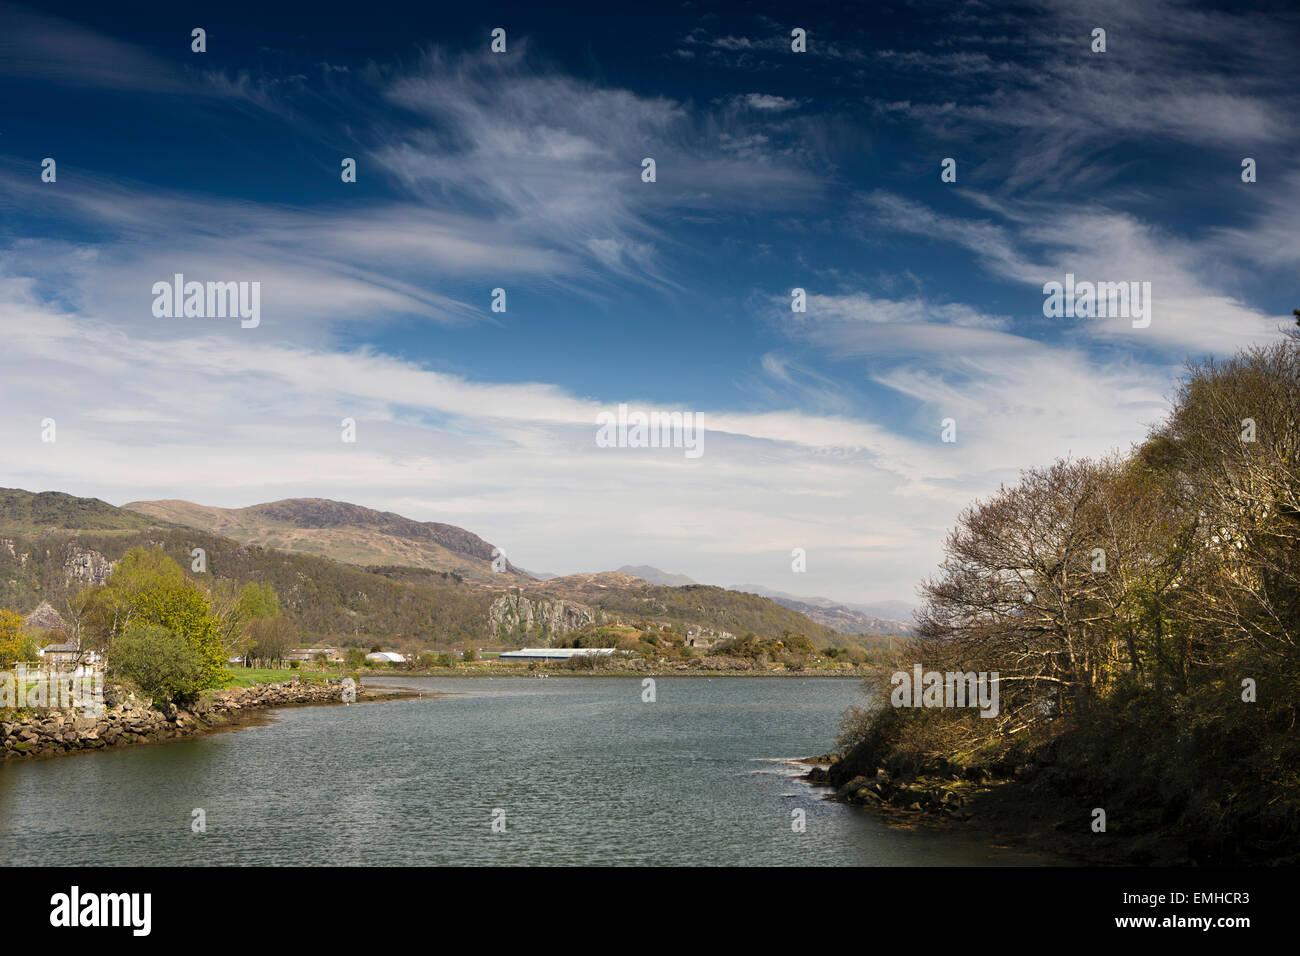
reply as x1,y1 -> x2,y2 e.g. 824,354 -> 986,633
497,648 -> 618,662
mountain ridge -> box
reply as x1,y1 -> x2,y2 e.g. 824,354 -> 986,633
123,497 -> 532,585
0,488 -> 883,650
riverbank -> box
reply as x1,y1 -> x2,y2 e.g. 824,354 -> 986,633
353,659 -> 876,678
802,754 -> 1202,865
0,677 -> 410,762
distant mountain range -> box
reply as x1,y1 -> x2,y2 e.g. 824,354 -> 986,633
0,488 -> 907,649
614,564 -> 916,636
616,564 -> 698,587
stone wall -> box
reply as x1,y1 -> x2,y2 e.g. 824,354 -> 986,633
1,678 -> 352,761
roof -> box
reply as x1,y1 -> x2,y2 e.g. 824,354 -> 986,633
365,651 -> 406,662
40,642 -> 80,654
499,647 -> 617,659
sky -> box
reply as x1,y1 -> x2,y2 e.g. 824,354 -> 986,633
1,0 -> 1297,607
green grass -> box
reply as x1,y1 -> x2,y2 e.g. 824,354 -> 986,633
218,667 -> 341,688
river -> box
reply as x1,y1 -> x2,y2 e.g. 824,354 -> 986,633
0,676 -> 1046,865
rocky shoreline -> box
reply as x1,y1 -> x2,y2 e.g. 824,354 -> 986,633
805,757 -> 985,821
1,678 -> 369,762
802,752 -> 1207,865
381,661 -> 875,678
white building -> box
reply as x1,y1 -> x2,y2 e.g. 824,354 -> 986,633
365,651 -> 407,664
498,648 -> 617,662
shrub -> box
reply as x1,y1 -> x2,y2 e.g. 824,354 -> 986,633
0,608 -> 40,667
108,624 -> 205,706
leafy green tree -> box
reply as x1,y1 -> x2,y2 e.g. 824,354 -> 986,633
0,607 -> 39,667
102,548 -> 227,687
237,582 -> 280,620
108,624 -> 205,706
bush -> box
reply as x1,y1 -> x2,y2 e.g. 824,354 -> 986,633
557,653 -> 602,670
0,608 -> 40,667
108,624 -> 205,706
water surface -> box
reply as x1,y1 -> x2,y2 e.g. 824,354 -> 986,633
0,677 -> 1045,865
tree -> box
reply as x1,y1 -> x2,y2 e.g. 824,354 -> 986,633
0,608 -> 39,668
99,548 -> 228,687
1151,342 -> 1300,661
108,624 -> 205,706
248,615 -> 297,665
204,579 -> 281,664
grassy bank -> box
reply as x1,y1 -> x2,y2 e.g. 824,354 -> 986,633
218,667 -> 350,688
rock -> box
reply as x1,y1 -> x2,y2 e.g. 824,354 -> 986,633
488,593 -> 596,643
837,775 -> 873,799
24,601 -> 66,630
63,544 -> 112,586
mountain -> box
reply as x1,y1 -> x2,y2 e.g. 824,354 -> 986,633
727,584 -> 916,636
2,488 -> 862,650
123,497 -> 532,585
616,564 -> 698,587
0,488 -> 161,533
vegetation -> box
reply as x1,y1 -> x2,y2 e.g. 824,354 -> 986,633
0,607 -> 39,667
836,337 -> 1300,863
0,521 -> 500,645
108,623 -> 205,706
710,630 -> 814,665
218,667 -> 337,689
536,578 -> 852,648
0,488 -> 159,533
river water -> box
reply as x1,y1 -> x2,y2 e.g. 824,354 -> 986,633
0,676 -> 1046,866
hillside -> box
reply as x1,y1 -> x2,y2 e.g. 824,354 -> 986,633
0,529 -> 498,646
728,583 -> 915,636
1,489 -> 857,651
616,564 -> 698,587
531,573 -> 864,650
123,497 -> 532,585
0,488 -> 163,533
758,594 -> 913,637
614,562 -> 916,636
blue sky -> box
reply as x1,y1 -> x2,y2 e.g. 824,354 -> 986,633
1,0 -> 1297,606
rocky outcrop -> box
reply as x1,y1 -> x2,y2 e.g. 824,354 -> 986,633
24,601 -> 65,631
488,592 -> 599,643
1,678 -> 353,761
813,766 -> 978,820
1,538 -> 28,568
62,544 -> 112,586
